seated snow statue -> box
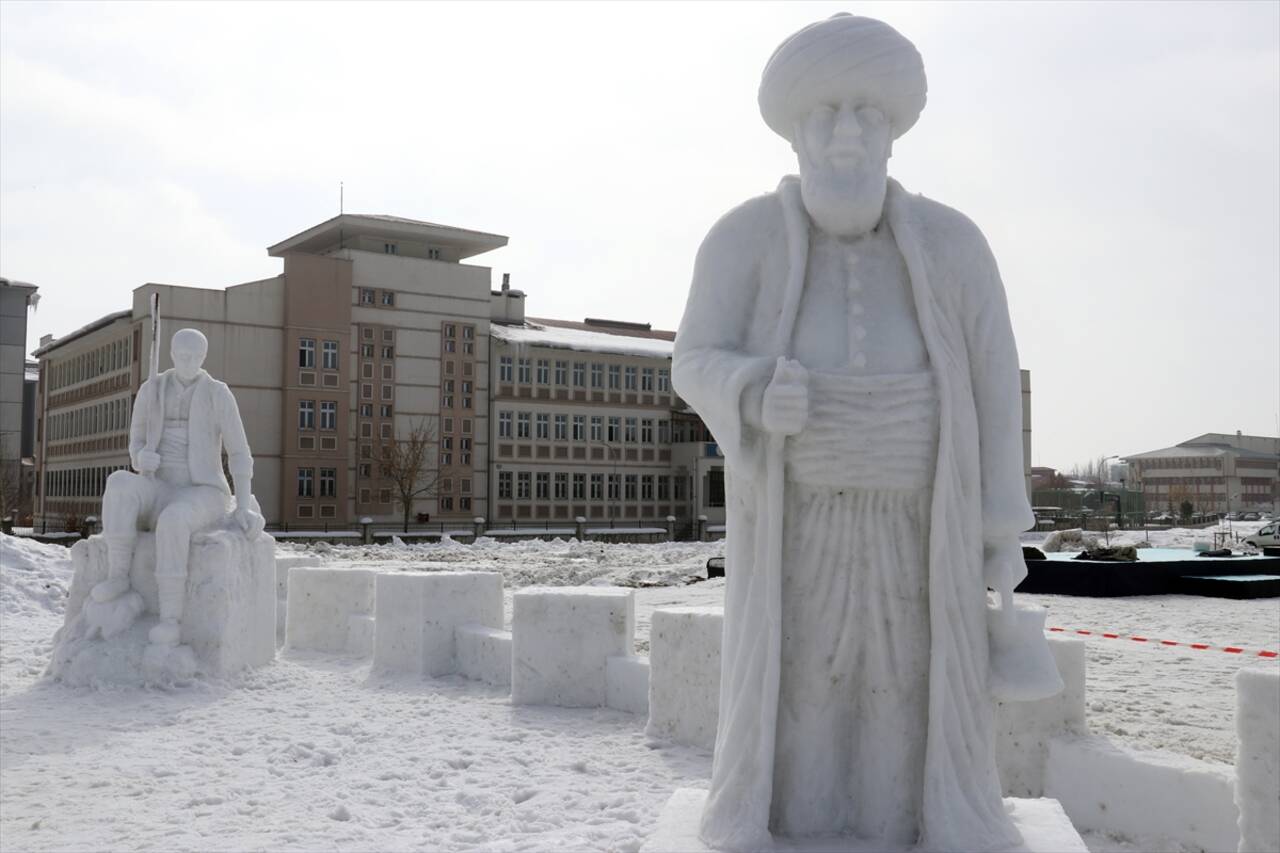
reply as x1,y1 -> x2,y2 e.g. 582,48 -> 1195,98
48,328 -> 275,685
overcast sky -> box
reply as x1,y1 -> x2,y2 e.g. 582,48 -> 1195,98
2,1 -> 1277,469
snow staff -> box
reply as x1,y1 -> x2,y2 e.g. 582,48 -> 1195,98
92,328 -> 263,654
672,13 -> 1060,851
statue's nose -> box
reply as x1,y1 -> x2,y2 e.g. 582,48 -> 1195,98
833,104 -> 864,139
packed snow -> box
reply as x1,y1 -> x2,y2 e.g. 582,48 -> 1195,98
2,527 -> 1276,851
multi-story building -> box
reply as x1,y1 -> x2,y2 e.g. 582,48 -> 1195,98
1125,432 -> 1279,516
1,277 -> 40,521
32,214 -> 506,529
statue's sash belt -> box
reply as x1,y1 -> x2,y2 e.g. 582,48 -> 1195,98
786,370 -> 938,489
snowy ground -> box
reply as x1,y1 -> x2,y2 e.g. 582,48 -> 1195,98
2,527 -> 1276,852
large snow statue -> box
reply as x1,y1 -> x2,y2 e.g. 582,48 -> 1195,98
49,328 -> 273,685
670,14 -> 1063,851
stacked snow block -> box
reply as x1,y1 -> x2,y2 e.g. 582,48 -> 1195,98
606,655 -> 651,715
274,554 -> 321,647
645,606 -> 723,750
1047,736 -> 1239,852
511,586 -> 635,707
1236,668 -> 1280,853
455,623 -> 513,687
995,636 -> 1088,796
285,567 -> 376,655
373,571 -> 503,677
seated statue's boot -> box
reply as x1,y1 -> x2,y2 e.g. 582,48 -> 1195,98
90,576 -> 131,603
148,618 -> 181,646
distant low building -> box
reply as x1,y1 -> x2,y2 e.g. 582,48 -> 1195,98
1125,432 -> 1279,516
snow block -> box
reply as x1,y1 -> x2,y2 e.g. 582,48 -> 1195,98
641,788 -> 1087,852
50,529 -> 276,685
455,623 -> 512,687
606,655 -> 650,715
996,636 -> 1087,796
372,571 -> 503,676
645,606 -> 723,750
511,586 -> 635,707
1236,668 -> 1280,853
274,554 -> 320,647
285,567 -> 375,654
1046,735 -> 1239,853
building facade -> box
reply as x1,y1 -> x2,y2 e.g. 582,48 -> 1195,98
1125,432 -> 1279,516
1,277 -> 39,521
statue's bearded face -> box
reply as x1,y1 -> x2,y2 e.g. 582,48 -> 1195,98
170,329 -> 208,382
794,100 -> 892,237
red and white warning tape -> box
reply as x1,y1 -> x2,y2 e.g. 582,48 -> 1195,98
1047,627 -> 1278,659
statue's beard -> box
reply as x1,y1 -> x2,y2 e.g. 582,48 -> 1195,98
797,153 -> 889,238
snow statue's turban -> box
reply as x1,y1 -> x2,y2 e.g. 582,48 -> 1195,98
759,13 -> 928,143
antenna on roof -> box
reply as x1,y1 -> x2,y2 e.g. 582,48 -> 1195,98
340,181 -> 344,214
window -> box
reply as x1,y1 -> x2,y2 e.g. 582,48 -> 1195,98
499,356 -> 513,382
461,478 -> 471,493
380,489 -> 391,504
625,417 -> 638,443
517,471 -> 531,499
625,475 -> 637,500
554,361 -> 567,385
554,473 -> 568,500
591,474 -> 604,500
591,363 -> 603,388
298,400 -> 315,430
658,369 -> 670,392
441,496 -> 454,511
657,476 -> 670,501
463,341 -> 474,355
319,401 -> 336,430
535,413 -> 549,440
641,475 -> 654,500
517,358 -> 532,383
536,473 -> 550,499
360,403 -> 373,417
319,468 -> 336,498
572,473 -> 586,500
536,360 -> 550,384
427,248 -> 441,260
360,488 -> 371,503
382,385 -> 393,400
364,327 -> 374,339
608,365 -> 621,390
624,366 -> 637,390
381,291 -> 395,306
297,468 -> 314,498
299,338 -> 316,368
554,414 -> 567,440
516,412 -> 531,439
361,343 -> 374,357
380,404 -> 393,418
498,471 -> 513,499
361,422 -> 372,438
590,416 -> 603,441
444,323 -> 456,338
361,288 -> 375,304
383,243 -> 398,255
443,417 -> 454,434
658,419 -> 670,444
441,452 -> 452,465
460,496 -> 471,511
382,345 -> 394,359
444,340 -> 455,353
462,419 -> 472,434
607,417 -> 620,443
380,423 -> 392,439
363,363 -> 374,378
322,340 -> 339,370
359,463 -> 371,478
498,412 -> 512,438
607,474 -> 620,501
642,367 -> 654,391
383,329 -> 394,342
463,325 -> 474,339
641,419 -> 653,443
573,362 -> 586,387
572,415 -> 585,441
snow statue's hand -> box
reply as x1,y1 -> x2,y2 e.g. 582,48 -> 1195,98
233,497 -> 266,537
135,450 -> 162,474
983,538 -> 1025,625
762,357 -> 809,436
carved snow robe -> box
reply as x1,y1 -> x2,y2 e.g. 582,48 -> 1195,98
672,177 -> 1035,850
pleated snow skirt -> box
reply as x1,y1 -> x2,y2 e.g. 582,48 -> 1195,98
771,370 -> 939,843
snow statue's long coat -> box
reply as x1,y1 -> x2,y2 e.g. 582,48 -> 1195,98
672,177 -> 1035,851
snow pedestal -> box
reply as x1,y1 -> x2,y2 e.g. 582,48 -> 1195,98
49,529 -> 275,685
372,571 -> 503,676
1236,668 -> 1280,853
641,788 -> 1087,852
995,636 -> 1087,796
455,624 -> 512,687
511,586 -> 634,707
285,567 -> 375,654
1046,735 -> 1239,852
606,655 -> 650,715
646,606 -> 723,749
274,554 -> 321,647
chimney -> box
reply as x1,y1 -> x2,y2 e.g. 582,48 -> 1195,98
39,334 -> 52,347
502,273 -> 510,292
1237,430 -> 1243,437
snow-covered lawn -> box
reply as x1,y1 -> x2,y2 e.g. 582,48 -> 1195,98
2,529 -> 1276,851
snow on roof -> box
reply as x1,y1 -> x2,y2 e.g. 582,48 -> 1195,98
491,321 -> 674,359
31,310 -> 133,358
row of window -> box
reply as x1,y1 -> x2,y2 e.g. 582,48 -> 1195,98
441,379 -> 474,410
359,288 -> 396,306
498,357 -> 670,392
497,411 -> 671,444
298,338 -> 341,370
48,397 -> 131,441
496,470 -> 688,502
1135,457 -> 1224,470
42,465 -> 126,498
297,400 -> 339,431
296,467 -> 338,498
49,336 -> 133,391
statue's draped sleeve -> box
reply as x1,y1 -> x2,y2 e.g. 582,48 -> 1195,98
215,381 -> 254,483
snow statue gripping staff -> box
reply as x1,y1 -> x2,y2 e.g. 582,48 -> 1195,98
49,328 -> 274,685
671,14 -> 1063,851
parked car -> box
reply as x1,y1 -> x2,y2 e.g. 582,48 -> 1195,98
1244,523 -> 1279,549
1240,511 -> 1261,521
1225,511 -> 1241,521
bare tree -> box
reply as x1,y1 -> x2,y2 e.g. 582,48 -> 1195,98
379,417 -> 442,533
0,462 -> 18,522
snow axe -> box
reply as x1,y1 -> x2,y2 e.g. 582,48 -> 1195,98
143,292 -> 160,478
